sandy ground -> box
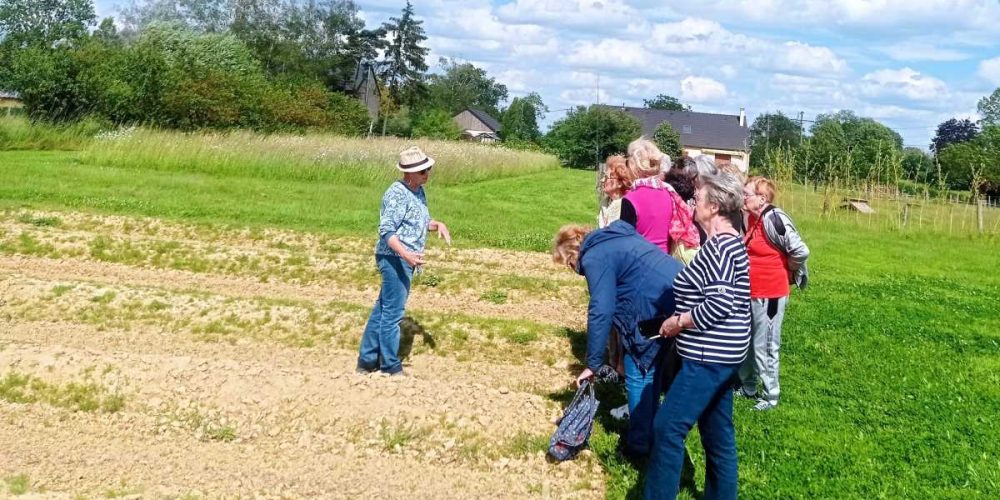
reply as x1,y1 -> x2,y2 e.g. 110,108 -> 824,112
0,211 -> 603,499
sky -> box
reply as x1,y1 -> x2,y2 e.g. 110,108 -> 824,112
94,0 -> 1000,149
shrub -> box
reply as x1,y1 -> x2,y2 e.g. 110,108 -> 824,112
412,108 -> 462,140
652,121 -> 683,160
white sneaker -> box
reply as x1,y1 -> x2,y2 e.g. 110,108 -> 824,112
752,400 -> 777,411
610,404 -> 630,420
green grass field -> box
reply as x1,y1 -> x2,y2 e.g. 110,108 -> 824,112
1,135 -> 998,498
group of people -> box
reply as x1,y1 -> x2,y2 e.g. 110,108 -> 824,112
554,138 -> 809,499
355,142 -> 809,499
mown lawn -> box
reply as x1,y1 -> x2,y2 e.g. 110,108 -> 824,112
1,149 -> 997,498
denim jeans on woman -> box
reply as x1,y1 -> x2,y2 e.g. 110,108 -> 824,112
357,254 -> 413,374
645,359 -> 740,500
623,351 -> 661,456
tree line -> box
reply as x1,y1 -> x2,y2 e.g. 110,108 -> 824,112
0,0 -> 546,142
2,1 -> 997,196
748,93 -> 1000,198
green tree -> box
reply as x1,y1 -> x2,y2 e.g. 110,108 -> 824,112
118,0 -> 233,35
424,58 -> 508,116
500,92 -> 545,143
379,0 -> 428,106
544,105 -> 642,168
0,0 -> 96,45
652,121 -> 682,160
411,108 -> 461,140
901,147 -> 935,183
937,125 -> 1000,195
749,112 -> 801,171
977,88 -> 1000,127
931,118 -> 979,154
643,94 -> 689,111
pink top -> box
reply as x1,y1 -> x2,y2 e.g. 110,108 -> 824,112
624,180 -> 674,253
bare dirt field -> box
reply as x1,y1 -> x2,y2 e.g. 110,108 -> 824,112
0,211 -> 603,499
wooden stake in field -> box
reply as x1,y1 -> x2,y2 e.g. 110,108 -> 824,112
977,199 -> 985,235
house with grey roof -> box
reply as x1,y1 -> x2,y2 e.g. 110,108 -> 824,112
453,108 -> 502,143
1,91 -> 22,115
608,105 -> 752,172
341,63 -> 381,122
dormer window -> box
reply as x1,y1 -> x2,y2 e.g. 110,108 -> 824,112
682,125 -> 692,134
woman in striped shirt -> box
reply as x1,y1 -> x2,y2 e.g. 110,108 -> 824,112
645,165 -> 751,500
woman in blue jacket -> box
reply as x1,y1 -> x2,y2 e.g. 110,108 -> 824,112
553,220 -> 684,456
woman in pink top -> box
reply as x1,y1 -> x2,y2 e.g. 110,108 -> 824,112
621,139 -> 674,253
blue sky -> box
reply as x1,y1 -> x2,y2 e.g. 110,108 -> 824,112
95,1 -> 1000,148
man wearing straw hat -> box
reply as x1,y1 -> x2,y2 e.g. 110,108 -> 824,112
357,146 -> 451,376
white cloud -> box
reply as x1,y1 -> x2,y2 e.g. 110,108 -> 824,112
667,0 -> 1000,33
564,39 -> 687,77
861,68 -> 949,101
979,57 -> 1000,86
497,0 -> 637,29
879,41 -> 969,62
680,76 -> 727,102
560,88 -> 611,105
648,18 -> 763,55
769,42 -> 850,77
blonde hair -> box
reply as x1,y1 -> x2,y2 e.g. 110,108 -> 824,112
746,176 -> 777,203
604,155 -> 636,198
552,224 -> 593,271
626,138 -> 663,178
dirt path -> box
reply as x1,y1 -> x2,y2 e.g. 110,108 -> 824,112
0,210 -> 603,499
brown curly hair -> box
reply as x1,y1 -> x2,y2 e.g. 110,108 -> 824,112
603,155 -> 636,198
552,224 -> 593,271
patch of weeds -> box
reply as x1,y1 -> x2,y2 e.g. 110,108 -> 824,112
103,481 -> 141,498
501,431 -> 549,457
479,288 -> 509,305
90,291 -> 117,304
0,371 -> 125,413
378,421 -> 422,452
0,232 -> 59,257
413,271 -> 442,287
205,424 -> 237,442
16,213 -> 61,227
5,474 -> 29,495
506,330 -> 538,345
51,284 -> 75,297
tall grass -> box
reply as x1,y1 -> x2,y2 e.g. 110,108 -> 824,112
0,115 -> 107,151
78,128 -> 561,186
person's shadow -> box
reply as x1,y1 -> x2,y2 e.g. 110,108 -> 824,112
399,315 -> 435,360
552,328 -> 700,499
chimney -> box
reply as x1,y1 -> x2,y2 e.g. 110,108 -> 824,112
739,107 -> 746,127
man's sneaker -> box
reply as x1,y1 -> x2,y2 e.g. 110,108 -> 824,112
389,370 -> 409,378
752,400 -> 776,411
734,387 -> 757,399
609,404 -> 630,421
355,366 -> 374,375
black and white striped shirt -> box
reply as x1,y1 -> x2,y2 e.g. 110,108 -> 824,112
673,233 -> 751,364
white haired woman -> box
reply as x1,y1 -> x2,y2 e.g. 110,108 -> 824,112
646,164 -> 751,500
357,146 -> 451,376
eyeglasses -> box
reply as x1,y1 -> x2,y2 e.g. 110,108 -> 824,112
419,167 -> 433,175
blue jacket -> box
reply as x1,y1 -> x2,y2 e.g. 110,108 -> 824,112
577,220 -> 684,373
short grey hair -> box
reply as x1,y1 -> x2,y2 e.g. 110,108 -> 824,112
699,169 -> 745,228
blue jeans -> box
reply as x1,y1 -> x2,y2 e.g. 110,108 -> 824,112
645,359 -> 740,500
624,351 -> 660,456
357,254 -> 413,374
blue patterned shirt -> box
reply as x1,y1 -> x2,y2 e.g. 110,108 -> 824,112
375,181 -> 431,257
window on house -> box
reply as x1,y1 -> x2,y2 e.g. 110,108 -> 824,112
682,125 -> 692,134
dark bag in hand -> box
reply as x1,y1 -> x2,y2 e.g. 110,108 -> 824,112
548,380 -> 599,461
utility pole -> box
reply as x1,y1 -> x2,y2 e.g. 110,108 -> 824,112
798,111 -> 805,146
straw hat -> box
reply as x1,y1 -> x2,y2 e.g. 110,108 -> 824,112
397,146 -> 435,173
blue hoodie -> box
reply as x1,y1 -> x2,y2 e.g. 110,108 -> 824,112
577,220 -> 684,373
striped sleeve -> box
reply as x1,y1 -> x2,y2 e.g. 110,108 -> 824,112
690,243 -> 737,331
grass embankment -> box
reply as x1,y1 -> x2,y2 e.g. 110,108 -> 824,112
0,127 -> 997,497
